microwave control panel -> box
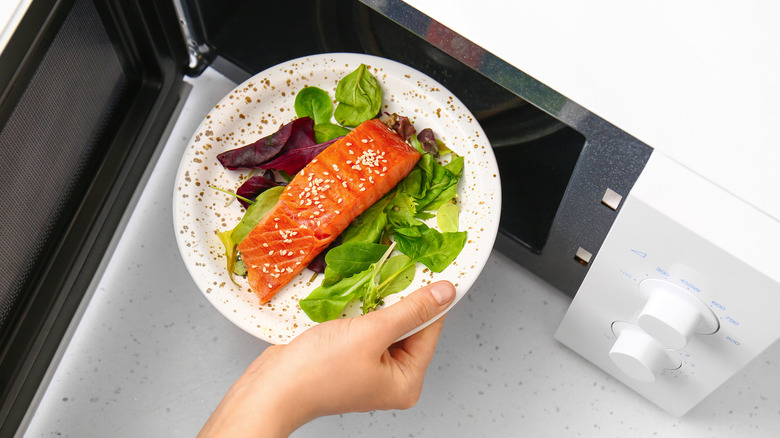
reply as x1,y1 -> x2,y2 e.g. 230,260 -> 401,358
554,152 -> 780,416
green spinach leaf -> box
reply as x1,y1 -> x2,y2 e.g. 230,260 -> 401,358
314,122 -> 350,143
301,243 -> 395,321
294,86 -> 333,125
230,186 -> 285,243
334,64 -> 382,127
324,242 -> 388,277
341,195 -> 392,244
437,202 -> 460,233
395,226 -> 467,272
300,266 -> 374,322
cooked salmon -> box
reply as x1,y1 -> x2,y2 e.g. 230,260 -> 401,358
237,118 -> 422,304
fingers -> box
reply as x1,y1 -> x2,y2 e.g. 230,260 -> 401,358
366,280 -> 456,346
390,313 -> 446,367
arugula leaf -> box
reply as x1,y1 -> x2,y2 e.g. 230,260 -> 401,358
294,86 -> 333,125
334,64 -> 382,127
378,254 -> 415,298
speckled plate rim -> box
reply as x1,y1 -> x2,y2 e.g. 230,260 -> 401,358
173,53 -> 501,344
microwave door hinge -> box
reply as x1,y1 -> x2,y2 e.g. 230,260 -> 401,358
171,0 -> 214,77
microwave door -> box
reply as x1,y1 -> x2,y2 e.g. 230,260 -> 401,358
0,0 -> 187,433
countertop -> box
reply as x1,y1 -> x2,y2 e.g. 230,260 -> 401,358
20,67 -> 780,437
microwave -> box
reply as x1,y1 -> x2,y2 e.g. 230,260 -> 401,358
1,0 -> 778,432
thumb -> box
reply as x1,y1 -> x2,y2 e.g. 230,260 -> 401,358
366,280 -> 457,345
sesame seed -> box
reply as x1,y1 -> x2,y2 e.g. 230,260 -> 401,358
263,243 -> 269,247
346,142 -> 352,146
280,250 -> 287,255
337,198 -> 342,203
286,267 -> 293,273
264,263 -> 270,267
361,138 -> 368,143
335,210 -> 340,214
359,187 -> 366,191
274,217 -> 280,221
267,283 -> 273,288
269,250 -> 274,255
300,250 -> 305,254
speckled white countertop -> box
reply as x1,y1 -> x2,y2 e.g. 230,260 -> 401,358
19,67 -> 780,437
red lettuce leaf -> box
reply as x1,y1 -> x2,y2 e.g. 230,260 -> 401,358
235,171 -> 285,208
417,128 -> 439,156
259,136 -> 342,175
217,117 -> 315,170
384,113 -> 416,141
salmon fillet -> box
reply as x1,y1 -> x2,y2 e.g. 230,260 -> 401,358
237,118 -> 421,304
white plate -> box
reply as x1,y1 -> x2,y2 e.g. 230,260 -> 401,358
173,53 -> 501,344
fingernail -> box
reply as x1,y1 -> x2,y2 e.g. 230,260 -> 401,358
430,282 -> 455,305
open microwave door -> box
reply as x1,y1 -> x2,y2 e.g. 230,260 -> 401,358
0,0 -> 187,433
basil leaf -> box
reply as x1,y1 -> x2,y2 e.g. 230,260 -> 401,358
230,186 -> 284,244
437,203 -> 460,233
294,86 -> 333,125
324,242 -> 388,278
334,64 -> 382,127
314,123 -> 350,143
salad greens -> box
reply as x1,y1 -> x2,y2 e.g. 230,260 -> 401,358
299,147 -> 467,322
294,87 -> 332,125
300,243 -> 396,322
213,63 -> 467,322
217,186 -> 284,282
334,64 -> 383,127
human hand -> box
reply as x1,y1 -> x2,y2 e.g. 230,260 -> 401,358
197,280 -> 457,438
